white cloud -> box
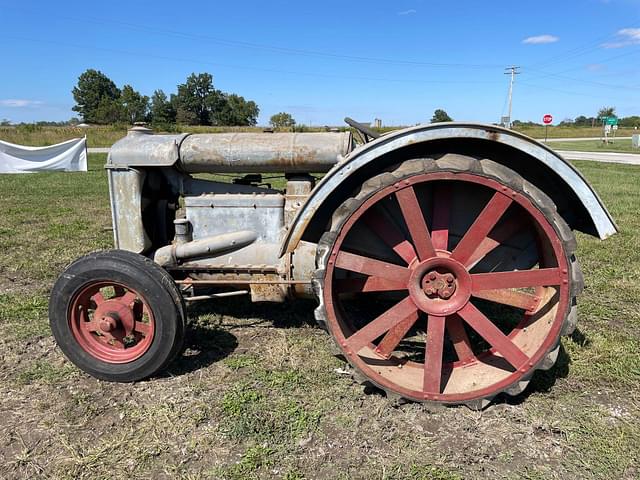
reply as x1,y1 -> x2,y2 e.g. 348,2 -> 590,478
522,34 -> 559,44
586,63 -> 606,72
0,99 -> 43,108
397,9 -> 417,15
602,27 -> 640,48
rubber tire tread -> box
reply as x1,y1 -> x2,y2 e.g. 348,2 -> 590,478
313,154 -> 583,409
49,249 -> 186,382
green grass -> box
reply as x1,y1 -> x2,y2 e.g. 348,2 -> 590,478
514,125 -> 637,139
0,124 -> 342,148
0,154 -> 639,479
547,139 -> 638,153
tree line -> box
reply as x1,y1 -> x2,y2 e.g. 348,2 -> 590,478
71,69 -> 259,127
514,106 -> 640,128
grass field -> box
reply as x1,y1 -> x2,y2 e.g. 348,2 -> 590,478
1,125 -> 637,148
0,155 -> 639,479
546,139 -> 638,153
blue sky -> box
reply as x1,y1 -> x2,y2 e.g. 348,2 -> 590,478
0,0 -> 639,125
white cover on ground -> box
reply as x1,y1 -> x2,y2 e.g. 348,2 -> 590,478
0,137 -> 87,173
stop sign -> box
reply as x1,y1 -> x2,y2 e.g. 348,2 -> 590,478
543,114 -> 553,125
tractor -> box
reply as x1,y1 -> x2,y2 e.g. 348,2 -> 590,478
49,119 -> 616,408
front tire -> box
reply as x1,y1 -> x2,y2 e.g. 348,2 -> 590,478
49,250 -> 186,382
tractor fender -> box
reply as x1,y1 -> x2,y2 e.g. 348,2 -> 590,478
280,122 -> 617,256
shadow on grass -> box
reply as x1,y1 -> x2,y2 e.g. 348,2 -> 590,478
494,327 -> 590,407
165,324 -> 239,376
162,297 -> 319,376
187,296 -> 318,329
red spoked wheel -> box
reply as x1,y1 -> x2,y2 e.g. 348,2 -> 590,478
70,282 -> 155,363
316,156 -> 581,407
50,249 -> 186,382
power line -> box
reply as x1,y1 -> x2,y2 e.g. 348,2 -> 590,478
530,49 -> 640,83
0,4 -> 505,70
518,81 -> 634,100
525,65 -> 640,91
526,34 -> 618,70
0,34 -> 505,87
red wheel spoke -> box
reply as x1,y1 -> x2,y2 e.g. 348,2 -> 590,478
346,296 -> 418,353
451,192 -> 512,266
466,216 -> 527,268
458,303 -> 528,369
375,309 -> 419,358
423,315 -> 446,394
335,251 -> 411,283
431,184 -> 452,251
446,314 -> 475,363
472,288 -> 538,311
120,291 -> 137,305
134,321 -> 151,336
471,268 -> 561,291
363,211 -> 417,264
396,186 -> 436,260
334,277 -> 408,293
91,292 -> 106,305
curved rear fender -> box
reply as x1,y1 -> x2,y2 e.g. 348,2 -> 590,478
280,123 -> 617,256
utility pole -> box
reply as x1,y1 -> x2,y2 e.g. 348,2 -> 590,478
504,66 -> 520,129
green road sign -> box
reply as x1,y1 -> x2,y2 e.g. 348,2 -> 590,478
602,116 -> 618,125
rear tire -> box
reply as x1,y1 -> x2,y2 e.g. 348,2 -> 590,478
49,250 -> 186,382
314,155 -> 583,408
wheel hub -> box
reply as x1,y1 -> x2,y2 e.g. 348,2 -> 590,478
99,315 -> 118,333
94,300 -> 136,336
69,281 -> 156,364
422,270 -> 456,299
408,256 -> 472,316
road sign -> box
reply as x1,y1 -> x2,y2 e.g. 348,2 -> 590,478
543,114 -> 553,125
601,116 -> 618,126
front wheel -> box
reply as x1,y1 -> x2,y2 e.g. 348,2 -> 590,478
49,250 -> 186,382
314,155 -> 582,408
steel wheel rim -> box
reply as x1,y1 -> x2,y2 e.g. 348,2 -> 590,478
323,172 -> 570,403
69,281 -> 156,364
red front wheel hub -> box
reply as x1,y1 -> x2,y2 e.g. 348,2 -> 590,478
69,282 -> 155,363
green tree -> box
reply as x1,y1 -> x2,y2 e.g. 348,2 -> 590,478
72,69 -> 123,124
598,106 -> 616,119
431,109 -> 453,123
215,94 -> 259,126
173,73 -> 223,125
150,90 -> 176,125
121,85 -> 149,124
619,115 -> 640,127
269,112 -> 296,129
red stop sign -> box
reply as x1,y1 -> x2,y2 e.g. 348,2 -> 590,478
543,114 -> 553,124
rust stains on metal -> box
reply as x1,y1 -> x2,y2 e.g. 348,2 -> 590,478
179,132 -> 353,173
486,129 -> 500,142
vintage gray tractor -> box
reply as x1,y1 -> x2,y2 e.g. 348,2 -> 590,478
49,120 -> 617,408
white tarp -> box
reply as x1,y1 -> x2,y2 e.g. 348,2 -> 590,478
0,137 -> 87,173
